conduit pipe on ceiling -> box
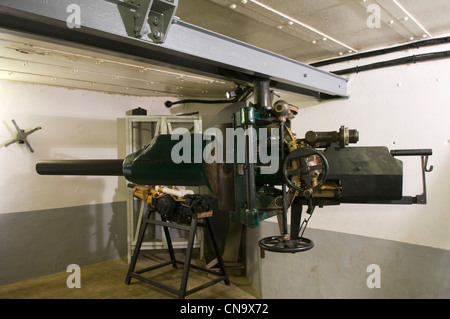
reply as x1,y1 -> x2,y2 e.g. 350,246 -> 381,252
331,50 -> 450,75
311,36 -> 450,67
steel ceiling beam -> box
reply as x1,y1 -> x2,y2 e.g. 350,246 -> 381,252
0,0 -> 348,99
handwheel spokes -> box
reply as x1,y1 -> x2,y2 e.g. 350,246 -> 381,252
299,157 -> 309,172
309,164 -> 325,171
286,168 -> 302,176
301,173 -> 313,188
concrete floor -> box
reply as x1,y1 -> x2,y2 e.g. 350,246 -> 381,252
0,253 -> 259,299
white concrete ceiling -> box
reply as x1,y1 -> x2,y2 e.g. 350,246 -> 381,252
0,32 -> 235,98
0,0 -> 449,98
177,0 -> 450,63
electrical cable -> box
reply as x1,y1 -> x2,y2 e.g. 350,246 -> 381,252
165,98 -> 234,108
331,50 -> 450,75
311,36 -> 450,67
165,85 -> 253,108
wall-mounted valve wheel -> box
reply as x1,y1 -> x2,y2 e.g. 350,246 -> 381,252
283,147 -> 329,194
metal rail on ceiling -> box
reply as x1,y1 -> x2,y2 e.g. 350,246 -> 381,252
0,0 -> 349,100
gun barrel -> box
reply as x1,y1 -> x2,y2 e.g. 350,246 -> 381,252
36,160 -> 124,176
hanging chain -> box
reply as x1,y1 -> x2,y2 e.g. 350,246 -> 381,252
299,197 -> 316,238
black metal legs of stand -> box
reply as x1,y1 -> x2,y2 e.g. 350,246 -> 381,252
125,209 -> 230,299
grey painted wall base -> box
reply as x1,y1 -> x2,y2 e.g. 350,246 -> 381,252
246,221 -> 450,299
0,202 -> 127,286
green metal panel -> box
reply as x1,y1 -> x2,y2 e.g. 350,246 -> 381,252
123,134 -> 209,187
230,106 -> 281,227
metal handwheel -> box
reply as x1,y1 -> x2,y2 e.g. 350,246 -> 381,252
283,147 -> 329,193
258,236 -> 314,253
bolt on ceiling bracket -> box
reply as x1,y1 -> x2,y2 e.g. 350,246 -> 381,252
129,0 -> 178,43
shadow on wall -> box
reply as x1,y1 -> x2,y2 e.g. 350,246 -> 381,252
0,113 -> 127,211
0,176 -> 127,286
105,187 -> 128,260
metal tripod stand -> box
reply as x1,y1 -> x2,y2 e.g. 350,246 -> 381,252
125,208 -> 230,299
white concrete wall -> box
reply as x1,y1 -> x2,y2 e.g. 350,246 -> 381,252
0,80 -> 175,214
0,80 -> 231,284
247,43 -> 450,298
2,41 -> 449,295
287,45 -> 450,251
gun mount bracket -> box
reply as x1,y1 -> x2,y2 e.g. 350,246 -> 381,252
128,0 -> 178,43
390,149 -> 433,204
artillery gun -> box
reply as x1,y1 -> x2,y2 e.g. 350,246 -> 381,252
36,86 -> 433,254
